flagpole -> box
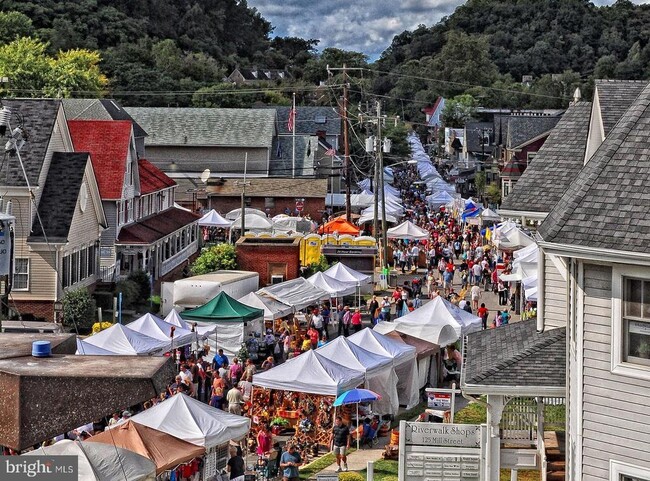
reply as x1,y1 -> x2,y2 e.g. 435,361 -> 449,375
292,92 -> 296,179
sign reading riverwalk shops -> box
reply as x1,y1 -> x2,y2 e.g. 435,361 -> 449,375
398,421 -> 485,481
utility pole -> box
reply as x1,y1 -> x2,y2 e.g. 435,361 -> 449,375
236,153 -> 250,238
376,101 -> 388,269
342,65 -> 351,222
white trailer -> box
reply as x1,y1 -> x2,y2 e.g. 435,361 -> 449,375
161,270 -> 259,316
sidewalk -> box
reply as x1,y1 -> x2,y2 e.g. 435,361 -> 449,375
316,442 -> 386,476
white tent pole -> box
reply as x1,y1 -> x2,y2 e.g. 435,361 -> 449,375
356,402 -> 360,450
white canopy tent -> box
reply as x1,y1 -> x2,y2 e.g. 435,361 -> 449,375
358,210 -> 398,225
347,328 -> 419,408
75,323 -> 168,356
374,295 -> 482,346
387,220 -> 430,240
164,309 -> 216,338
231,213 -> 273,230
127,313 -> 196,348
480,208 -> 501,223
225,207 -> 267,220
317,337 -> 399,415
307,271 -> 357,297
426,191 -> 456,208
493,222 -> 534,251
24,440 -> 156,481
127,393 -> 250,448
271,216 -> 313,233
252,349 -> 365,396
323,262 -> 372,285
257,277 -> 330,311
237,292 -> 293,320
198,210 -> 232,227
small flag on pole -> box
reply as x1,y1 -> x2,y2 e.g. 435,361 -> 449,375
287,107 -> 296,132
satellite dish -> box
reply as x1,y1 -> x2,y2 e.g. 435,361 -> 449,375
200,169 -> 211,184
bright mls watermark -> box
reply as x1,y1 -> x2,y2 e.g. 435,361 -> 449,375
0,456 -> 77,481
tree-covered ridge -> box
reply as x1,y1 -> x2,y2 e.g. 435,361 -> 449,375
373,0 -> 650,118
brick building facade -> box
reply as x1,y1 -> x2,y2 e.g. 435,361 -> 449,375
236,237 -> 301,287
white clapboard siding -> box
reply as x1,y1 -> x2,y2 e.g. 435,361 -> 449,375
580,262 -> 650,479
544,253 -> 567,329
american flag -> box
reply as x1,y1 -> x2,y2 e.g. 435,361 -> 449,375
287,107 -> 296,132
325,148 -> 336,156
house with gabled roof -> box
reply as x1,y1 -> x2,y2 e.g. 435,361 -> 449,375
125,106 -> 330,218
536,81 -> 650,481
461,319 -> 566,480
67,120 -> 199,284
226,67 -> 291,84
0,99 -> 107,322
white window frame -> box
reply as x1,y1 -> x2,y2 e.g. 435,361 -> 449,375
611,265 -> 650,381
611,459 -> 650,481
13,257 -> 29,291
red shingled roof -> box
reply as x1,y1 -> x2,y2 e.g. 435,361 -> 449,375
139,158 -> 176,194
68,120 -> 132,200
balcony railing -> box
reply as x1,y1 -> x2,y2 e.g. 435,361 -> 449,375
161,240 -> 198,276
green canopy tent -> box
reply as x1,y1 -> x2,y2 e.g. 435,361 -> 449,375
181,292 -> 265,359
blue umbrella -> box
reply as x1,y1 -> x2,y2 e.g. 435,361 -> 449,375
333,389 -> 382,450
333,389 -> 382,406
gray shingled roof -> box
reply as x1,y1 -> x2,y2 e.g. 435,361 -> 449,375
28,152 -> 89,243
462,319 -> 566,391
465,122 -> 493,153
272,106 -> 341,136
63,99 -> 148,139
538,82 -> 650,251
595,79 -> 647,136
507,115 -> 562,148
500,102 -> 591,213
269,135 -> 317,177
125,107 -> 276,148
1,99 -> 61,188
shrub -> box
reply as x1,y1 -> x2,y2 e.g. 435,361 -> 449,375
114,279 -> 140,310
127,270 -> 152,302
62,287 -> 96,331
191,243 -> 237,275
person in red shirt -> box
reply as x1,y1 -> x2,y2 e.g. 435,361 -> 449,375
477,303 -> 489,330
351,308 -> 363,333
307,326 -> 319,349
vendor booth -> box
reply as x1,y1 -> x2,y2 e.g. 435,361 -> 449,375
257,277 -> 330,312
75,323 -> 169,356
127,313 -> 197,348
316,337 -> 399,415
237,291 -> 294,321
374,295 -> 482,345
386,220 -> 430,240
347,328 -> 420,409
24,439 -> 157,481
251,350 -> 366,446
306,271 -> 357,297
128,393 -> 250,479
180,291 -> 264,358
88,421 -> 205,475
318,217 -> 360,235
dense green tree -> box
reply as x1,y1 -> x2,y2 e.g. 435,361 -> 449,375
441,94 -> 478,128
191,243 -> 237,275
0,11 -> 34,43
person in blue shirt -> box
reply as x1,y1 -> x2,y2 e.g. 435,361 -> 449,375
279,443 -> 302,481
211,349 -> 229,372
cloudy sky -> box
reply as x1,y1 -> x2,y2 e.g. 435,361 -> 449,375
248,0 -> 650,59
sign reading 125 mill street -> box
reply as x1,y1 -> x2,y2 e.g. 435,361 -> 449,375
399,421 -> 485,481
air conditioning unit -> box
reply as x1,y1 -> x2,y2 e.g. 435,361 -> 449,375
271,275 -> 284,285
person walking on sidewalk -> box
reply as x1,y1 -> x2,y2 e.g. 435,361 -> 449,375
330,416 -> 351,472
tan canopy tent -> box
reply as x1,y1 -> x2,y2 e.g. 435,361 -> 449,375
88,421 -> 205,474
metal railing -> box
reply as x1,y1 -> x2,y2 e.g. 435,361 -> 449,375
100,264 -> 116,283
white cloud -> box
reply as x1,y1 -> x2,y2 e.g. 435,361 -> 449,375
249,0 -> 649,58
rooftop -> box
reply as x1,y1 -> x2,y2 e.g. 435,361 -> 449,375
207,177 -> 328,198
595,79 -> 647,136
125,107 -> 277,149
538,82 -> 650,252
500,102 -> 592,213
117,207 -> 199,245
138,158 -> 176,195
506,114 -> 562,149
68,120 -> 133,200
462,319 -> 566,394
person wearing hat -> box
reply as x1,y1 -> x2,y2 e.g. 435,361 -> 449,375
380,296 -> 392,322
